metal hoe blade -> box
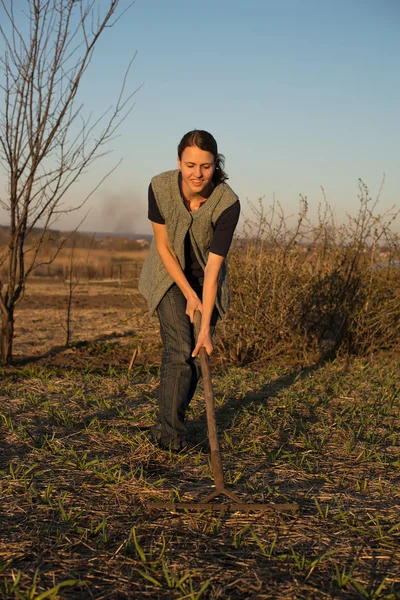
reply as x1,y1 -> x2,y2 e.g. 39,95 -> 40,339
147,311 -> 298,515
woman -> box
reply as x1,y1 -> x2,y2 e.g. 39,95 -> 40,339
139,130 -> 240,451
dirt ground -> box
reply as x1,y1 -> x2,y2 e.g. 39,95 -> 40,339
13,277 -> 160,370
1,277 -> 399,599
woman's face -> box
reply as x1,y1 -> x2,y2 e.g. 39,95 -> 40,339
178,145 -> 215,197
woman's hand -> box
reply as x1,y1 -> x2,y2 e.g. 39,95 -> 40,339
186,294 -> 202,323
192,329 -> 213,357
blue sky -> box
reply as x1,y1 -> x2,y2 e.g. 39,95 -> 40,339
0,0 -> 399,234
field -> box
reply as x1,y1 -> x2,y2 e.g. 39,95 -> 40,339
0,272 -> 399,599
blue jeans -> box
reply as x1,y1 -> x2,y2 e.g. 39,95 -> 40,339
151,283 -> 217,450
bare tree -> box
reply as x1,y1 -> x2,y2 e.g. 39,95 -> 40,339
0,0 -> 136,363
62,232 -> 95,347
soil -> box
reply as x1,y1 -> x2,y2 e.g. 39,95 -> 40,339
12,277 -> 161,370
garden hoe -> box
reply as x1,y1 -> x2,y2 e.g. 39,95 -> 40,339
147,311 -> 298,515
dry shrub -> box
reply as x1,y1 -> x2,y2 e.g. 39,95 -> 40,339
217,181 -> 400,365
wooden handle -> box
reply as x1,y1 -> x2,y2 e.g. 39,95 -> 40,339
193,310 -> 202,342
193,309 -> 225,491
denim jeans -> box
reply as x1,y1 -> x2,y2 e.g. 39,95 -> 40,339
151,283 -> 217,450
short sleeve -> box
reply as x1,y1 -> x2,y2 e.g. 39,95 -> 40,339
148,183 -> 165,224
209,200 -> 240,257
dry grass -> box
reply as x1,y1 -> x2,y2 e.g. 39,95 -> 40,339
0,279 -> 399,599
0,245 -> 147,283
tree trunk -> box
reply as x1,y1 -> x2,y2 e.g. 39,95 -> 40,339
65,289 -> 72,347
0,308 -> 14,364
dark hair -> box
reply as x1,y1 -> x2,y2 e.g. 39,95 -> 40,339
177,129 -> 228,185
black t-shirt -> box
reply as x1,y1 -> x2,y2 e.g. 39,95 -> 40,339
148,179 -> 240,284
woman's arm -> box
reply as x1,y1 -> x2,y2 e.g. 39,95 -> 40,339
191,252 -> 224,357
191,202 -> 240,356
151,221 -> 202,319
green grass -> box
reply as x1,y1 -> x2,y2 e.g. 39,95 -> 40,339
0,355 -> 399,599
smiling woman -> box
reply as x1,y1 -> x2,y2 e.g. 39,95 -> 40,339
179,146 -> 213,201
138,129 -> 240,451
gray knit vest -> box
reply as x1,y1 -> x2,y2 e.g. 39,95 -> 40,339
138,169 -> 239,318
